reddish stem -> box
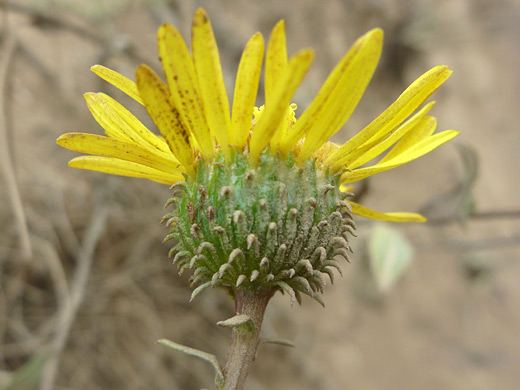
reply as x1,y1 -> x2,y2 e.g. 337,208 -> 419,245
221,288 -> 274,390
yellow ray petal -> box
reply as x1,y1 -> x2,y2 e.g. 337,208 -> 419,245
266,20 -> 289,151
270,104 -> 297,153
69,156 -> 183,185
84,93 -> 131,143
249,49 -> 314,163
230,33 -> 265,148
57,133 -> 184,174
340,184 -> 354,193
135,64 -> 195,176
349,201 -> 426,222
192,9 -> 231,156
339,101 -> 436,169
379,116 -> 437,164
349,115 -> 436,170
280,29 -> 383,158
348,113 -> 437,170
98,93 -> 173,155
158,23 -> 214,160
265,20 -> 288,105
327,65 -> 452,170
341,130 -> 459,183
90,65 -> 144,105
85,92 -> 176,160
297,29 -> 383,162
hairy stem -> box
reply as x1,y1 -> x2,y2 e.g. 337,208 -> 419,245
221,288 -> 274,390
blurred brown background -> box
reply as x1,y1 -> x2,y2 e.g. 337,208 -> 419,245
1,0 -> 519,389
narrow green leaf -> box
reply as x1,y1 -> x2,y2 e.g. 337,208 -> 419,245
157,339 -> 224,385
260,338 -> 296,348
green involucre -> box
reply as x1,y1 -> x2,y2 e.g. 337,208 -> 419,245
164,149 -> 356,305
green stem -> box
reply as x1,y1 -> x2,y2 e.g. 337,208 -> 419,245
221,288 -> 273,390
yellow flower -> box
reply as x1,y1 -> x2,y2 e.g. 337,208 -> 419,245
57,8 -> 458,223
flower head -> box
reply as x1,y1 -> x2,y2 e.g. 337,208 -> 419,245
57,9 -> 458,303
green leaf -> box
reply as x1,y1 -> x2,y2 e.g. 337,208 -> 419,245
216,314 -> 254,330
368,223 -> 413,292
157,339 -> 224,386
260,338 -> 296,348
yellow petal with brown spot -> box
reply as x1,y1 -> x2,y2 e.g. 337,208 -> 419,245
158,23 -> 214,159
192,9 -> 231,156
136,65 -> 195,176
57,133 -> 183,174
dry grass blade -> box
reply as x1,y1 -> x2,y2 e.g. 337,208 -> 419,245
0,34 -> 32,259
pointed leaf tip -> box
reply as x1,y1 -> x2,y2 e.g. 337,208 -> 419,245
190,281 -> 212,301
216,314 -> 254,330
157,339 -> 224,385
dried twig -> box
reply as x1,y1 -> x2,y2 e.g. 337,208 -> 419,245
427,209 -> 520,224
0,34 -> 32,259
39,206 -> 108,390
1,1 -> 104,44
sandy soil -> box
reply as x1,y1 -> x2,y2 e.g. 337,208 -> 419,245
1,0 -> 519,389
